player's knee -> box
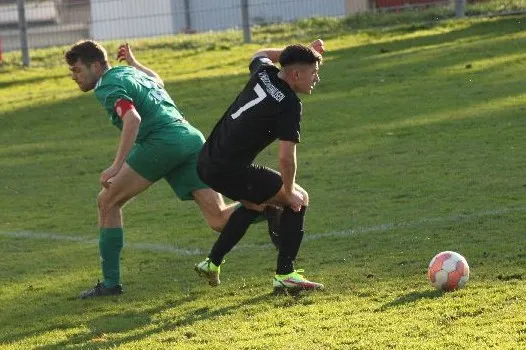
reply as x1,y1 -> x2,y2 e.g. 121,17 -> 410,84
97,191 -> 110,213
303,191 -> 309,206
97,190 -> 123,213
295,185 -> 309,206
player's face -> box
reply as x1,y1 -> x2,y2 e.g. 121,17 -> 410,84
295,62 -> 320,94
68,60 -> 99,92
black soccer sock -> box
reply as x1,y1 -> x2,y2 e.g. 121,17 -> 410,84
208,206 -> 260,266
276,206 -> 307,275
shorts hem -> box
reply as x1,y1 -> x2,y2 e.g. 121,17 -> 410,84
176,184 -> 210,201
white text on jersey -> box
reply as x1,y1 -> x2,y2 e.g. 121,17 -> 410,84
258,71 -> 285,102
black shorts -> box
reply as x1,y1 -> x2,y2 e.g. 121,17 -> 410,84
197,161 -> 283,205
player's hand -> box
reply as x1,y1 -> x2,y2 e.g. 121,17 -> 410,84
286,189 -> 305,212
116,43 -> 137,66
100,165 -> 120,189
310,39 -> 325,55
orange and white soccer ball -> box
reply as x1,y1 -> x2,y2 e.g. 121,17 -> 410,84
428,251 -> 470,291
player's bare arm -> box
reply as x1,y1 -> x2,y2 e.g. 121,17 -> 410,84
278,140 -> 304,211
252,48 -> 283,63
278,140 -> 297,193
252,39 -> 325,63
117,43 -> 165,88
100,107 -> 141,188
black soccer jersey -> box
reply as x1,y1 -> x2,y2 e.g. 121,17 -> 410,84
201,56 -> 302,169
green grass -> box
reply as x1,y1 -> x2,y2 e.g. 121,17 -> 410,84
2,12 -> 526,350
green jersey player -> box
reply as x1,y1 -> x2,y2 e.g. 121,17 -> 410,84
65,41 -> 278,299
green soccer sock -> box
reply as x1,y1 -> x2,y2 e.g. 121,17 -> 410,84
99,227 -> 124,288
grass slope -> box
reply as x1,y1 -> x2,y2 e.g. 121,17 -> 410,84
1,14 -> 526,349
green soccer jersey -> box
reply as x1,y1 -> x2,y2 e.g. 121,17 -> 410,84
94,66 -> 184,142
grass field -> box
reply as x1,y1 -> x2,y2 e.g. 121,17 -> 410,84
1,11 -> 526,350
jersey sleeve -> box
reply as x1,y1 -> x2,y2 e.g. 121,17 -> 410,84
277,99 -> 302,143
249,56 -> 275,76
95,83 -> 134,119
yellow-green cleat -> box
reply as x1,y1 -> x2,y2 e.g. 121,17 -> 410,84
194,258 -> 221,287
273,269 -> 324,292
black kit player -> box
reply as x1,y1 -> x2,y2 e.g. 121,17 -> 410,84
195,39 -> 326,292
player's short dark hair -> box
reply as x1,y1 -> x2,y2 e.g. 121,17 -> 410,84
65,40 -> 108,67
279,44 -> 322,67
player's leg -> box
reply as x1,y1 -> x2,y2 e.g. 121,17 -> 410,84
191,189 -> 264,287
192,188 -> 277,234
81,137 -> 178,299
264,184 -> 323,292
237,178 -> 322,292
80,163 -> 153,299
189,170 -> 261,286
194,164 -> 283,286
97,164 -> 153,278
194,202 -> 261,286
196,160 -> 322,291
191,188 -> 239,232
98,163 -> 153,227
271,204 -> 323,292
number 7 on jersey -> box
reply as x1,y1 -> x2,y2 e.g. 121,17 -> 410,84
231,83 -> 267,119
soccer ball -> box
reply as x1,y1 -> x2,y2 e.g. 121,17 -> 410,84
427,251 -> 470,291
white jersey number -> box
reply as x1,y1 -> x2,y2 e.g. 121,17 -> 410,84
231,83 -> 267,119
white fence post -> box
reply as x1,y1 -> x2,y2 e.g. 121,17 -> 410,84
183,0 -> 192,32
241,0 -> 251,43
455,0 -> 466,18
17,0 -> 30,67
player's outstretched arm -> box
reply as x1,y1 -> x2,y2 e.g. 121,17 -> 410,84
252,48 -> 283,63
252,39 -> 325,63
117,43 -> 165,88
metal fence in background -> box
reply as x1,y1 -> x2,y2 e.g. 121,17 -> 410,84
0,0 -> 513,66
1,0 -> 89,51
3,0 -> 356,54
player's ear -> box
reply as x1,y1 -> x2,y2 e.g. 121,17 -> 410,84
292,67 -> 301,81
91,61 -> 102,73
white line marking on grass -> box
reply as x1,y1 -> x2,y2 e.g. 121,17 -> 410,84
1,205 -> 524,255
304,205 -> 526,241
0,231 -> 205,255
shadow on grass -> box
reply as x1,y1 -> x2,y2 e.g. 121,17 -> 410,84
377,289 -> 443,311
30,295 -> 194,350
0,75 -> 67,90
33,292 -> 275,349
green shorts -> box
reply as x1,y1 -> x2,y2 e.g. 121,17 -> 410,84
126,122 -> 208,200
